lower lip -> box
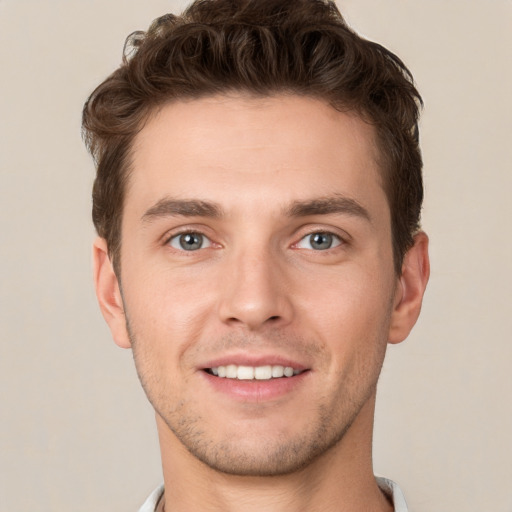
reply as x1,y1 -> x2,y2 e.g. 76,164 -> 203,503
201,370 -> 310,402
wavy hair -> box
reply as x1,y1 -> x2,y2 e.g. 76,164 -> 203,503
82,0 -> 423,275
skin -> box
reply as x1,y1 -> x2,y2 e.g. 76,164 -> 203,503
94,94 -> 429,512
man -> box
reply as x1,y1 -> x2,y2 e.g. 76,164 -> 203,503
82,0 -> 429,510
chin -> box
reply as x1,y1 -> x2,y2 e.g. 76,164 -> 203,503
162,406 -> 356,477
187,441 -> 330,477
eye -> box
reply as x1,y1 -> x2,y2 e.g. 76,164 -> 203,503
168,232 -> 211,251
295,232 -> 342,251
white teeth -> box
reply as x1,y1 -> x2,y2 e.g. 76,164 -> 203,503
209,364 -> 301,380
237,366 -> 254,380
226,364 -> 238,378
271,365 -> 284,378
254,365 -> 272,380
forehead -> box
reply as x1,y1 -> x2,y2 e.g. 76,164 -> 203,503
127,94 -> 386,217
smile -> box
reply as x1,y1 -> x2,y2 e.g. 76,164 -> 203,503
207,365 -> 304,380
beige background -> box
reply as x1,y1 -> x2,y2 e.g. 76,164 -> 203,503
1,1 -> 511,510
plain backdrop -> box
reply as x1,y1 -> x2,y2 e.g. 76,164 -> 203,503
1,1 -> 511,511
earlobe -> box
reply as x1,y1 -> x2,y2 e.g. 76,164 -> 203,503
92,237 -> 131,349
388,231 -> 430,344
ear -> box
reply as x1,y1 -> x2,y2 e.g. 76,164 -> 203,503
388,231 -> 430,344
92,237 -> 131,349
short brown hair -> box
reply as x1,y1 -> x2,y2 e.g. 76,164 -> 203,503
82,0 -> 423,275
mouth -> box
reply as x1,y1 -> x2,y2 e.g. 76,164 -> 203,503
201,358 -> 310,401
205,364 -> 305,380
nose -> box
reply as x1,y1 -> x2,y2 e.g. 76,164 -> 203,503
217,246 -> 294,331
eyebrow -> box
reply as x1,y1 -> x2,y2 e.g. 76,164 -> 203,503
141,194 -> 371,223
141,198 -> 224,222
285,195 -> 371,222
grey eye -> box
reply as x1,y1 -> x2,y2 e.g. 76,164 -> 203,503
310,233 -> 333,250
296,232 -> 341,251
169,232 -> 210,251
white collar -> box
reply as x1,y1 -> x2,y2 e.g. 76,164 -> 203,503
139,478 -> 408,511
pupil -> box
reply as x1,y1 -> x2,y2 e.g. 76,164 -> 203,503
180,233 -> 202,250
311,233 -> 332,250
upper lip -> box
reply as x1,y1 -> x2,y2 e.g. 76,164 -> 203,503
200,353 -> 310,371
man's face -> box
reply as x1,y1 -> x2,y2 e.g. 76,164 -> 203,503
112,95 -> 401,475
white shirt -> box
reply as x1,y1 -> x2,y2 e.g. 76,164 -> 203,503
138,477 -> 408,511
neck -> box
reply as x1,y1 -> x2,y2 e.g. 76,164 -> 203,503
156,393 -> 392,512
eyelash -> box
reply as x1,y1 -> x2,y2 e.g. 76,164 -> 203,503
163,228 -> 347,253
165,229 -> 213,251
293,231 -> 344,251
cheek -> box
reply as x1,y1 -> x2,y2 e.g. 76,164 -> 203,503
124,275 -> 207,403
121,263 -> 218,358
296,264 -> 394,357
